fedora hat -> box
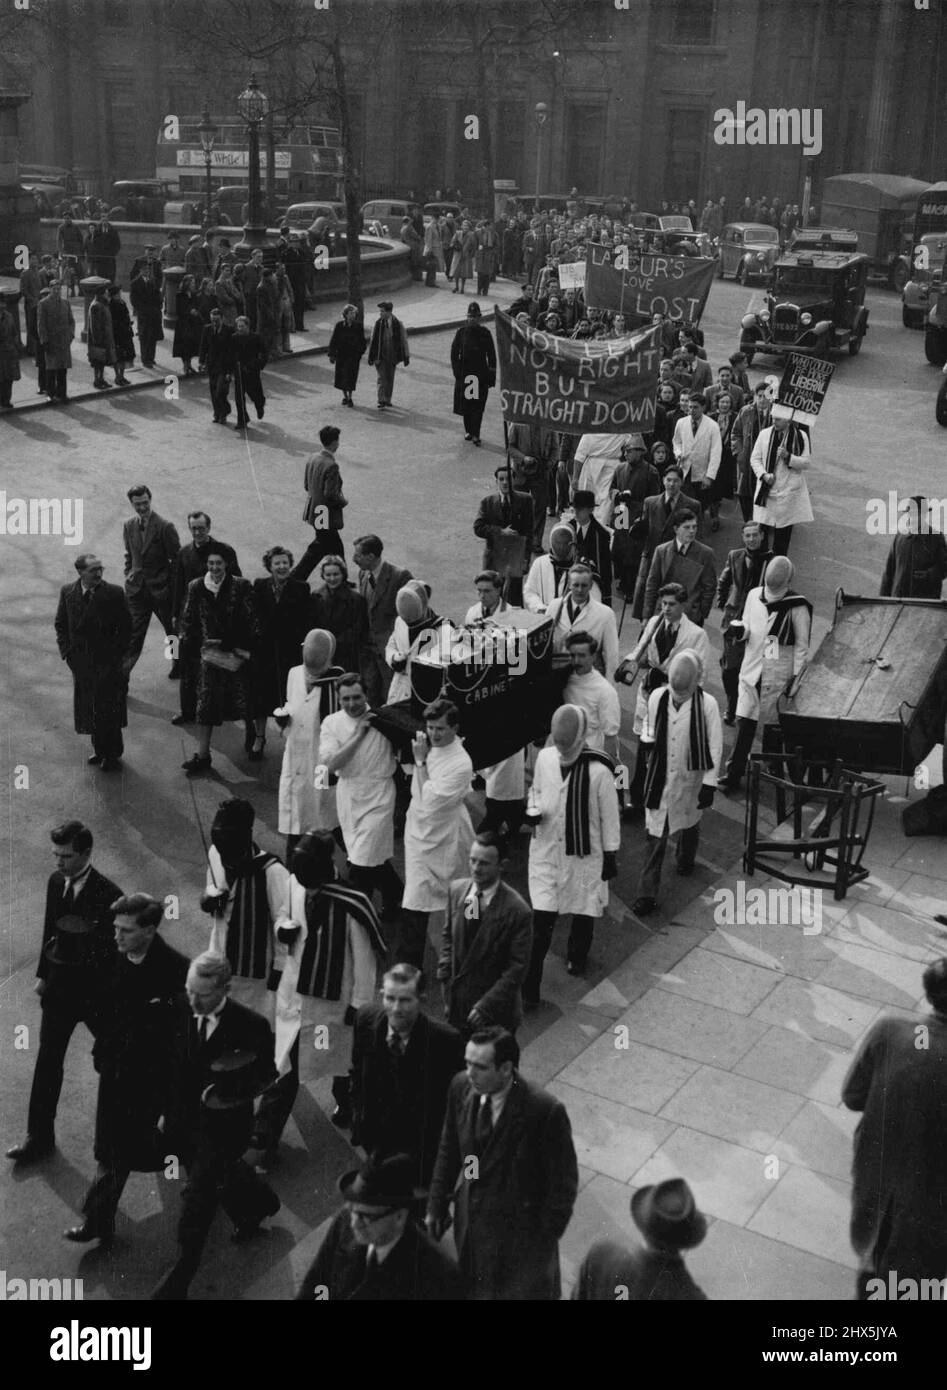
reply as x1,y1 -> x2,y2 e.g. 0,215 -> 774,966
337,1152 -> 426,1207
377,299 -> 393,311
572,489 -> 595,510
202,1050 -> 267,1110
631,1178 -> 707,1250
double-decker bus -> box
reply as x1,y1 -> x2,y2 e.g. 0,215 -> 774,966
156,117 -> 342,202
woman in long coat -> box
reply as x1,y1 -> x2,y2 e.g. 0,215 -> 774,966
172,273 -> 204,374
310,554 -> 372,678
107,285 -> 135,384
0,301 -> 21,409
86,287 -> 116,389
250,544 -> 315,759
215,266 -> 242,327
36,288 -> 75,402
327,304 -> 367,406
178,549 -> 262,776
449,220 -> 477,294
450,302 -> 496,444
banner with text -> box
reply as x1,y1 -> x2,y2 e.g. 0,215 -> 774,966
496,309 -> 660,435
584,245 -> 716,324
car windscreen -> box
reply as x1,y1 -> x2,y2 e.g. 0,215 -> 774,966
746,227 -> 779,243
774,268 -> 834,294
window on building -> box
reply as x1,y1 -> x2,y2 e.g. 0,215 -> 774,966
494,99 -> 525,185
670,0 -> 715,45
666,108 -> 705,204
566,103 -> 604,193
104,0 -> 130,27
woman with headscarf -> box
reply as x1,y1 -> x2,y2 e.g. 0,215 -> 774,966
631,649 -> 722,917
310,554 -> 372,680
719,556 -> 812,792
178,548 -> 262,776
327,304 -> 367,407
522,704 -> 621,1000
250,545 -> 316,760
276,628 -> 345,860
384,580 -> 448,703
523,525 -> 602,614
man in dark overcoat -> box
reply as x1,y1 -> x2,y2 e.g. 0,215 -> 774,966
450,302 -> 496,445
54,552 -> 131,768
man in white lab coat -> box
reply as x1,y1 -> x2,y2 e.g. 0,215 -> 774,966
548,564 -> 619,680
465,571 -> 527,838
277,629 -> 343,861
631,650 -> 722,916
400,698 -> 475,968
523,704 -> 621,1002
318,672 -> 402,920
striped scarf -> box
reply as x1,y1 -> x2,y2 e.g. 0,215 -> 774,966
296,882 -> 386,1000
306,665 -> 345,717
764,592 -> 812,646
754,422 -> 807,507
225,851 -> 280,980
565,750 -> 615,857
643,688 -> 714,810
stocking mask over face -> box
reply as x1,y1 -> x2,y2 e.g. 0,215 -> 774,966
291,830 -> 337,889
303,629 -> 336,676
763,556 -> 793,602
395,580 -> 430,625
549,525 -> 574,562
551,703 -> 588,764
668,649 -> 701,701
211,797 -> 255,869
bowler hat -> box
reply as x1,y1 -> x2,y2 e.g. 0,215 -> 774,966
572,489 -> 595,510
377,300 -> 393,311
338,1153 -> 426,1207
631,1178 -> 707,1250
202,1050 -> 267,1110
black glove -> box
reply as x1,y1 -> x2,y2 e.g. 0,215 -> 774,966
199,889 -> 229,915
697,784 -> 715,810
601,850 -> 618,882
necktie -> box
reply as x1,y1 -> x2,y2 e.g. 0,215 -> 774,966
61,879 -> 74,909
679,543 -> 689,556
365,1248 -> 378,1274
82,588 -> 92,605
199,1016 -> 209,1046
656,621 -> 676,663
139,519 -> 146,531
368,573 -> 376,590
692,419 -> 698,437
389,1032 -> 404,1060
501,498 -> 510,523
476,1095 -> 493,1145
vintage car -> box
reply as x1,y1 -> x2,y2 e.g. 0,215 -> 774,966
626,212 -> 714,257
739,249 -> 870,362
901,233 -> 947,328
718,221 -> 781,282
937,362 -> 947,427
109,180 -> 178,222
924,282 -> 947,365
284,200 -> 346,231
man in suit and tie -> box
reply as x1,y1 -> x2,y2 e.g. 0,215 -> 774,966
672,394 -> 721,512
473,466 -> 533,605
349,963 -> 464,1188
296,1152 -> 464,1300
548,564 -> 619,679
122,484 -> 181,679
65,893 -> 190,1246
7,821 -> 123,1165
426,1026 -> 578,1300
54,552 -> 131,770
716,521 -> 773,725
198,306 -> 235,424
630,465 -> 703,619
353,533 -> 413,707
291,424 -> 348,582
439,833 -> 532,1036
573,1178 -> 708,1300
641,511 -> 717,628
151,951 -> 280,1300
732,381 -> 773,522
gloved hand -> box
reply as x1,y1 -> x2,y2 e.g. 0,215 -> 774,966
601,850 -> 618,882
200,889 -> 229,915
697,784 -> 715,810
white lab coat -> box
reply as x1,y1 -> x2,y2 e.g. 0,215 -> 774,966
277,664 -> 338,834
750,426 -> 813,528
575,433 -> 635,525
481,752 -> 526,801
641,687 -> 722,837
318,710 -> 397,867
548,595 -> 620,680
527,746 -> 621,917
562,669 -> 621,751
736,586 -> 811,724
384,617 -> 455,704
622,613 -> 711,734
402,737 -> 476,912
273,875 -> 381,1073
523,555 -> 602,612
673,414 -> 722,484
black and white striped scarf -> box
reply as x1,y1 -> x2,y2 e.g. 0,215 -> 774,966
754,422 -> 808,507
564,750 -> 615,857
296,882 -> 386,1000
644,688 -> 714,810
225,851 -> 280,980
764,591 -> 812,645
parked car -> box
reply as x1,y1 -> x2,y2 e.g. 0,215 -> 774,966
285,200 -> 346,230
423,201 -> 461,223
718,222 -> 781,281
924,283 -> 947,365
109,180 -> 178,221
739,249 -> 870,362
360,199 -> 422,237
627,212 -> 713,257
22,183 -> 67,217
901,233 -> 947,329
937,362 -> 947,426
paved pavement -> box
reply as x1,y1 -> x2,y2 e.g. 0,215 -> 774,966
1,270 -> 945,1300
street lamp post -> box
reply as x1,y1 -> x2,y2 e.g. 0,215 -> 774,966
235,74 -> 271,258
533,101 -> 548,215
197,103 -> 218,229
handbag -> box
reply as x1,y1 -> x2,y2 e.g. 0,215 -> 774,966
201,644 -> 245,673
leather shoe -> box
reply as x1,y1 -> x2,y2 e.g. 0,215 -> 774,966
718,775 -> 743,794
6,1137 -> 54,1164
232,1195 -> 280,1242
723,711 -> 736,727
171,713 -> 187,725
64,1224 -> 112,1247
330,1104 -> 353,1130
87,754 -> 102,765
632,896 -> 658,917
98,757 -> 122,773
566,959 -> 584,976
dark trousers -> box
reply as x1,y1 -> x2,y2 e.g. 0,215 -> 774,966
523,910 -> 595,998
80,670 -> 126,760
27,989 -> 100,1143
393,910 -> 428,968
252,1038 -> 300,1151
375,360 -> 397,404
526,478 -> 550,552
477,273 -> 490,295
478,797 -> 525,838
208,370 -> 230,421
627,741 -> 649,808
234,366 -> 265,426
0,381 -> 12,408
462,403 -> 485,439
424,258 -> 439,287
82,1163 -> 129,1236
638,822 -> 700,901
768,525 -> 793,556
502,574 -> 524,606
138,320 -> 159,366
289,527 -> 344,583
46,367 -> 68,400
725,715 -> 757,784
722,666 -> 739,719
124,586 -> 174,673
348,861 -> 403,914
